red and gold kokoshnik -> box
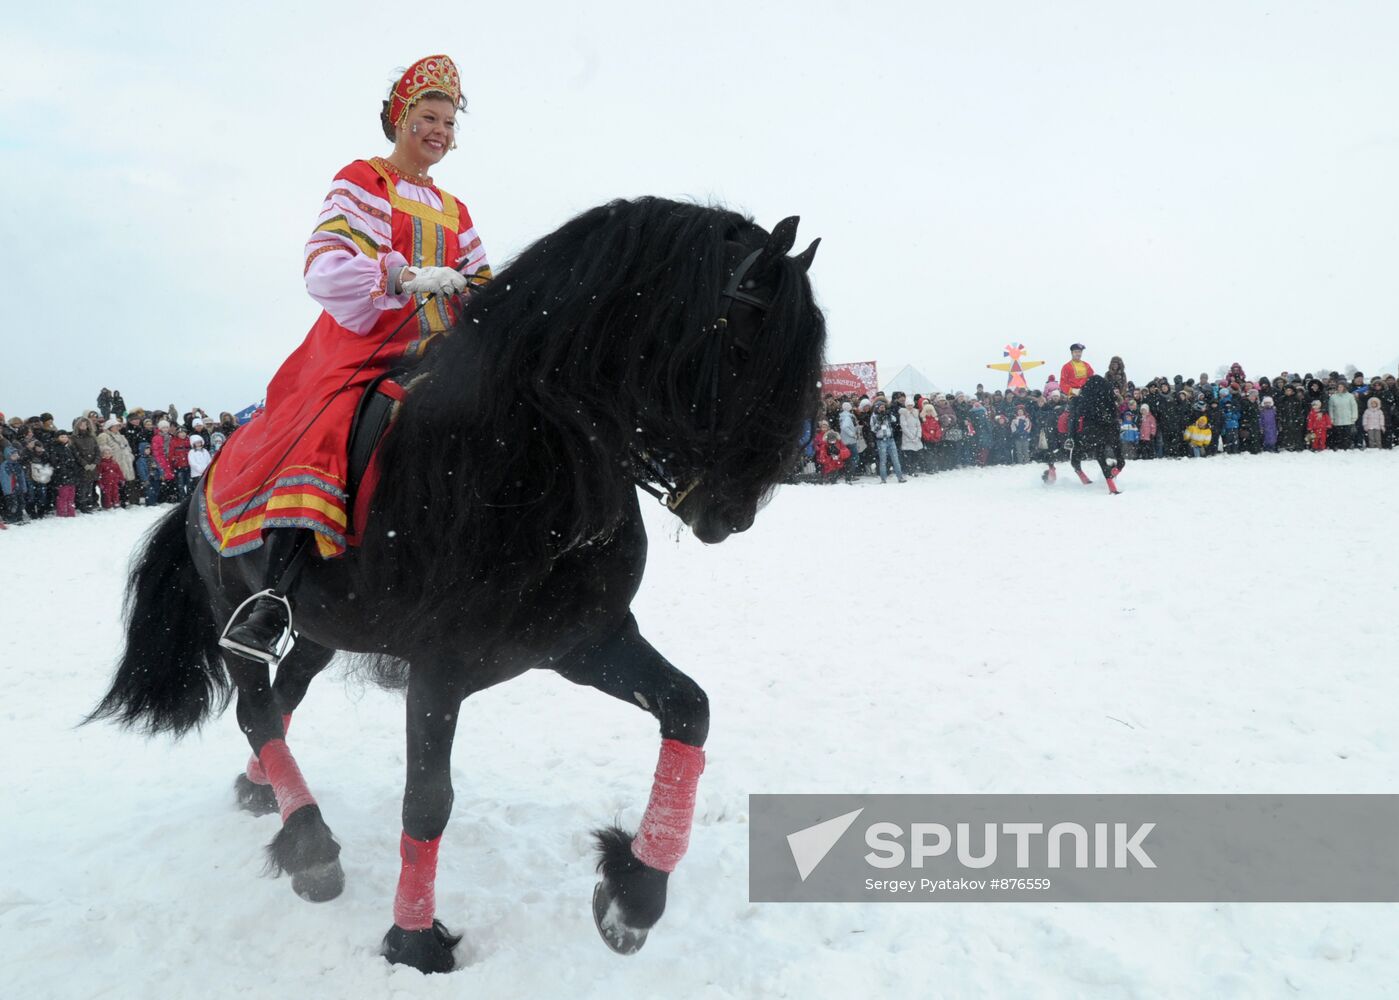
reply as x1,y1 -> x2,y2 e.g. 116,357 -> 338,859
389,54 -> 463,129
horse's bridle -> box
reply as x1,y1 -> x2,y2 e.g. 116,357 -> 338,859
630,247 -> 771,512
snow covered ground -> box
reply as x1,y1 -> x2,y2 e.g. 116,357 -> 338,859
2,451 -> 1396,999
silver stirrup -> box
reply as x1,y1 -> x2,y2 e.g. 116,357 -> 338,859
218,589 -> 296,664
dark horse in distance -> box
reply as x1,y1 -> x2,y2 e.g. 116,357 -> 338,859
1044,375 -> 1125,494
90,198 -> 826,973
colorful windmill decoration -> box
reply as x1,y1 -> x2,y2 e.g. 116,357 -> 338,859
985,342 -> 1045,389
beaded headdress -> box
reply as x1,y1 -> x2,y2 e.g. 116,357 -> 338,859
388,54 -> 464,130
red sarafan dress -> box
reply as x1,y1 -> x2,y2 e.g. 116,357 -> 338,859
199,157 -> 491,558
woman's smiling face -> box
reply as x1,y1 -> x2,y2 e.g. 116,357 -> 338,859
397,97 -> 457,167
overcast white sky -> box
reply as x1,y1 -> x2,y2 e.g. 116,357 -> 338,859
3,1 -> 1397,418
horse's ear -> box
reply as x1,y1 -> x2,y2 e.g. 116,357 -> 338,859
753,216 -> 800,276
767,216 -> 799,257
794,237 -> 820,273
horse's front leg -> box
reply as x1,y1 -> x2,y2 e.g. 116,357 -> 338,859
381,662 -> 466,974
234,641 -> 335,816
553,613 -> 709,955
226,655 -> 344,902
1105,442 -> 1124,494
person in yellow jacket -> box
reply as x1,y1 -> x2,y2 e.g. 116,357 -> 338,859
1184,414 -> 1213,457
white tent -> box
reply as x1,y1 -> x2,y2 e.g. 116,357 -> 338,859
880,364 -> 939,397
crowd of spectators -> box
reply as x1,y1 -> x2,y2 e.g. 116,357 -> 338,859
4,363 -> 1395,526
1,388 -> 239,527
802,360 -> 1398,483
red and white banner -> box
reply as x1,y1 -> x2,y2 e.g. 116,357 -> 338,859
821,361 -> 878,398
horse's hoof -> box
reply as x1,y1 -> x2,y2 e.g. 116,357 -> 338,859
593,880 -> 649,955
382,919 -> 460,974
234,774 -> 278,816
292,859 -> 345,902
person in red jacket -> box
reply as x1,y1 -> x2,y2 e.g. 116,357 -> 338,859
1059,343 -> 1095,396
814,429 -> 852,483
1305,400 -> 1332,451
96,447 -> 125,509
152,420 -> 175,482
169,427 -> 193,500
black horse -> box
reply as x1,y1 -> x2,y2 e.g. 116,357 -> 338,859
1044,375 -> 1125,494
90,198 -> 826,973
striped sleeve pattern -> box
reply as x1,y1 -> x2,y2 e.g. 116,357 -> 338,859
305,176 -> 393,270
304,171 -> 410,333
456,217 -> 492,285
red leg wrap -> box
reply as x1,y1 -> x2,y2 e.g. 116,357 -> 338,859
257,738 -> 316,821
631,739 -> 706,873
246,714 -> 293,785
393,832 -> 442,931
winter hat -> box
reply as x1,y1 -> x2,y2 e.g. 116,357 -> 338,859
104,417 -> 121,429
1261,397 -> 1274,408
1140,403 -> 1150,413
99,445 -> 113,456
158,420 -> 170,430
1311,400 -> 1322,408
4,447 -> 18,460
192,417 -> 205,427
840,401 -> 852,412
190,434 -> 205,447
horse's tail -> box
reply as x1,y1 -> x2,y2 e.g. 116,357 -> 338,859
87,497 -> 230,737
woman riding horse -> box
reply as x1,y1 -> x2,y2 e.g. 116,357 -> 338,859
91,187 -> 825,970
216,54 -> 492,665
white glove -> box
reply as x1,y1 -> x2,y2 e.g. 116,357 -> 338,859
401,266 -> 468,298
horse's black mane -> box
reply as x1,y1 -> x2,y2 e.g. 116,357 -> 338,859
362,197 -> 826,646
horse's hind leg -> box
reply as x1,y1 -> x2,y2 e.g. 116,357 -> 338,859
227,654 -> 344,902
235,641 -> 335,816
552,613 -> 709,955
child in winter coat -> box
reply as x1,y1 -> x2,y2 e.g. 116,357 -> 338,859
1259,397 -> 1279,452
1,446 -> 29,524
1362,397 -> 1386,448
1306,400 -> 1332,451
188,434 -> 212,479
1184,415 -> 1212,457
96,447 -> 124,509
135,442 -> 162,506
1138,404 -> 1159,459
169,427 -> 192,499
1010,407 -> 1032,464
1119,411 -> 1140,452
1219,391 -> 1241,454
50,431 -> 81,516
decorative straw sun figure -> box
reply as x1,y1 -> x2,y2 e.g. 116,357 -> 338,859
986,342 -> 1045,389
